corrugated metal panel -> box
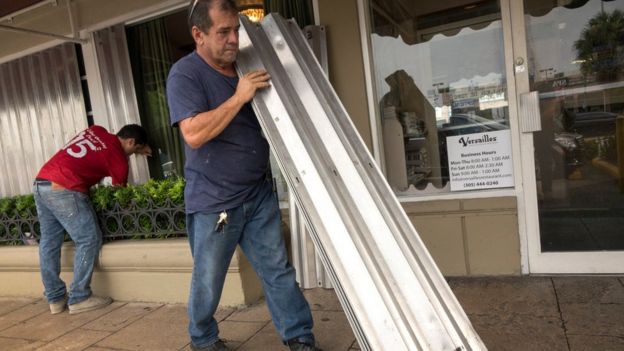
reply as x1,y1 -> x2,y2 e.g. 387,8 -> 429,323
93,25 -> 149,184
0,43 -> 87,197
237,14 -> 486,351
520,91 -> 541,132
290,193 -> 333,289
289,25 -> 332,289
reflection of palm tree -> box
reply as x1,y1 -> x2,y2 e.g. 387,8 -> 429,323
574,9 -> 624,82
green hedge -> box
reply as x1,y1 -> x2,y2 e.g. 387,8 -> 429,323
0,193 -> 36,219
91,177 -> 185,211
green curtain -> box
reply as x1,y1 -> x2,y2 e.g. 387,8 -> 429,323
264,0 -> 314,27
127,19 -> 185,179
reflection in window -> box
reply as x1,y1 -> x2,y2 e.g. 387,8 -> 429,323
126,12 -> 190,180
370,0 -> 512,194
525,0 -> 624,251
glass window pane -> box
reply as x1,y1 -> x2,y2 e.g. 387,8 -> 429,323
126,12 -> 189,180
370,0 -> 514,194
524,0 -> 624,251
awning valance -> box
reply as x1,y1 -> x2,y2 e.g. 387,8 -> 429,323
0,0 -> 52,21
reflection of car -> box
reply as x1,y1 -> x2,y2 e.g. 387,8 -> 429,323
437,114 -> 507,137
436,114 -> 508,182
553,132 -> 584,176
435,114 -> 584,181
571,111 -> 617,138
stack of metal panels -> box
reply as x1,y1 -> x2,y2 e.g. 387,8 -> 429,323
236,14 -> 487,351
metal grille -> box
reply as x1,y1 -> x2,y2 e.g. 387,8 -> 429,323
0,43 -> 87,197
93,25 -> 149,184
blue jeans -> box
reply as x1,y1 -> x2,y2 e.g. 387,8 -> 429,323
187,180 -> 314,348
33,182 -> 102,305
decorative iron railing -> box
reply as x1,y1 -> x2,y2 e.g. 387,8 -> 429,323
0,199 -> 186,245
0,208 -> 39,245
98,198 -> 186,240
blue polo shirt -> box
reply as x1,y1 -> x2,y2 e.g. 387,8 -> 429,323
166,51 -> 269,213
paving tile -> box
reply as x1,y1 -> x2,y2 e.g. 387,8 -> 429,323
218,320 -> 268,344
476,330 -> 568,351
82,302 -> 161,332
0,297 -> 38,316
568,334 -> 624,351
304,288 -> 343,311
228,305 -> 353,350
448,277 -> 559,317
553,276 -> 624,304
0,299 -> 48,332
237,323 -> 287,351
35,328 -> 111,351
0,336 -> 44,350
0,302 -> 122,341
95,304 -> 189,351
348,339 -> 361,350
469,312 -> 567,351
179,339 -> 242,351
561,303 -> 624,337
311,310 -> 355,351
227,301 -> 271,323
215,306 -> 235,322
469,311 -> 564,336
0,275 -> 622,351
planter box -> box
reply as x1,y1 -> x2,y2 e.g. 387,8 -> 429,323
0,239 -> 263,306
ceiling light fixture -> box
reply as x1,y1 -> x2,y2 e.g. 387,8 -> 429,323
240,6 -> 264,22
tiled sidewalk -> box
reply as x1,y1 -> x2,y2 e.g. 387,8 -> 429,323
0,276 -> 623,350
0,288 -> 355,351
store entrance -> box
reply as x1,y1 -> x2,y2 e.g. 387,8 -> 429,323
516,0 -> 624,272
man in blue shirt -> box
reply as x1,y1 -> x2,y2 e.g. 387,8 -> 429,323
166,1 -> 320,350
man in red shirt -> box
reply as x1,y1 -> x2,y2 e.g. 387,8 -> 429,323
33,124 -> 151,314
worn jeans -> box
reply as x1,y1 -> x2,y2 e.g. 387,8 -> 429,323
187,180 -> 314,348
33,182 -> 102,305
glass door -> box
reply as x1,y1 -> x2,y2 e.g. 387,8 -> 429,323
515,0 -> 624,272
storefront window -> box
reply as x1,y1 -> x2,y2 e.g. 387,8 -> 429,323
126,12 -> 190,179
370,0 -> 514,194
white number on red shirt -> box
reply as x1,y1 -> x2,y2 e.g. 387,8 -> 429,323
64,131 -> 98,158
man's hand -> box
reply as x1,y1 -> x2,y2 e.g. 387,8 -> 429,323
235,70 -> 271,104
178,70 -> 271,148
136,145 -> 152,157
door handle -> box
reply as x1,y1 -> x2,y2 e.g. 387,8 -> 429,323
519,91 -> 541,132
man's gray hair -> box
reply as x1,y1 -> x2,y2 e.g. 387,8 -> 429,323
188,0 -> 238,34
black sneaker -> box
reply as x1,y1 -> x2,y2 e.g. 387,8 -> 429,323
287,340 -> 323,351
190,339 -> 230,351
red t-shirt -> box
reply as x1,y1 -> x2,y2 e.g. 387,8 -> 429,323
37,125 -> 129,193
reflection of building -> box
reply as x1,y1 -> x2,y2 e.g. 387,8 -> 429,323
537,73 -> 624,113
428,81 -> 508,119
381,70 -> 442,190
